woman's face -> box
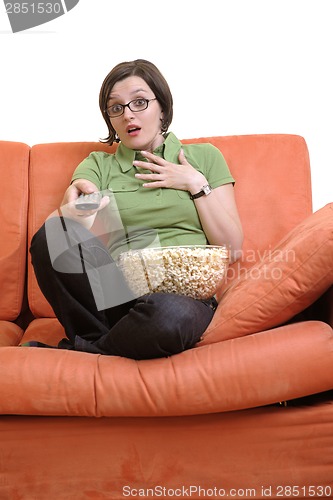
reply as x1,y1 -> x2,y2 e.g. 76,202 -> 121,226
108,76 -> 165,152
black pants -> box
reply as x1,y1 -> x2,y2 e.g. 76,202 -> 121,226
30,217 -> 217,360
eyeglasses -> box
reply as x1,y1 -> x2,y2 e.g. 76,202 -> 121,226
106,98 -> 157,118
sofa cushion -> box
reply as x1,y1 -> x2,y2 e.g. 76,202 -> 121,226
28,142 -> 116,318
182,134 -> 312,264
0,321 -> 23,347
0,141 -> 29,320
199,203 -> 333,345
0,321 -> 333,416
20,318 -> 65,347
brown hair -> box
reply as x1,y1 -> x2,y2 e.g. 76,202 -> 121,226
99,59 -> 173,145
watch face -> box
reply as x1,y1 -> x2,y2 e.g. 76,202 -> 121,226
203,184 -> 212,195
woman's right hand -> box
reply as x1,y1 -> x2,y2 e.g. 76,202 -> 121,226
60,179 -> 110,227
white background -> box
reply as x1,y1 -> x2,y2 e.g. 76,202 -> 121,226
0,0 -> 331,211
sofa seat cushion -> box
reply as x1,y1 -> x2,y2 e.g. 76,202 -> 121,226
20,318 -> 65,347
0,321 -> 23,347
1,321 -> 332,416
200,203 -> 333,345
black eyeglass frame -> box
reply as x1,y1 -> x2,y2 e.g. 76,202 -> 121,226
105,98 -> 157,118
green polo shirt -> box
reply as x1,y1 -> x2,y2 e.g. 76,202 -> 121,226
71,132 -> 234,258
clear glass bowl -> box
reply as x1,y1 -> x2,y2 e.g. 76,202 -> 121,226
117,245 -> 229,300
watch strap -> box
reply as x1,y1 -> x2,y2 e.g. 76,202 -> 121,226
190,190 -> 206,200
189,184 -> 212,200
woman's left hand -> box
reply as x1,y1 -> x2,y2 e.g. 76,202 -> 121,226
133,149 -> 207,195
134,149 -> 243,262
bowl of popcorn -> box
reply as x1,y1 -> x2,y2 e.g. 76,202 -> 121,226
117,245 -> 229,300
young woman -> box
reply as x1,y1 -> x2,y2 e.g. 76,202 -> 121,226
30,59 -> 243,360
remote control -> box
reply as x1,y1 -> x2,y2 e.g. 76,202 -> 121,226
75,192 -> 102,210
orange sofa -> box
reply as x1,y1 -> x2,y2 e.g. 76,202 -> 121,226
0,135 -> 332,499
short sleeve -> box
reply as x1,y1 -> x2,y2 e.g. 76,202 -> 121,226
71,152 -> 107,190
183,143 -> 235,189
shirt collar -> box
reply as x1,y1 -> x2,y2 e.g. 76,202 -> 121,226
115,132 -> 182,172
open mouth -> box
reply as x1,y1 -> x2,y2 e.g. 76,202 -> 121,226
127,127 -> 141,135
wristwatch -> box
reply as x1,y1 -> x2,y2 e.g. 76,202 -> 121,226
190,184 -> 212,200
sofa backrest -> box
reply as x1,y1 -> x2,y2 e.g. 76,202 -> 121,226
0,141 -> 30,321
182,134 -> 313,260
27,141 -> 116,318
27,134 -> 313,318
